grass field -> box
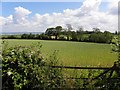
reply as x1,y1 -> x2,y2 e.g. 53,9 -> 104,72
3,39 -> 118,67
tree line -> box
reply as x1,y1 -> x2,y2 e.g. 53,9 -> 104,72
2,25 -> 117,44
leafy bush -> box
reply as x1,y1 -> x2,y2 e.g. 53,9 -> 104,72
2,41 -> 64,89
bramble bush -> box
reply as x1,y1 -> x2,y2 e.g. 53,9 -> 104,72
2,41 -> 65,89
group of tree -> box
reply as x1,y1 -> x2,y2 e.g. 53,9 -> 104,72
45,26 -> 62,40
2,25 -> 117,44
44,26 -> 115,44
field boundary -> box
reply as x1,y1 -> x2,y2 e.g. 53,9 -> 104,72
49,62 -> 120,80
50,65 -> 110,70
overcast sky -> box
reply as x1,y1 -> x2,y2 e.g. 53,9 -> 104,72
0,0 -> 119,33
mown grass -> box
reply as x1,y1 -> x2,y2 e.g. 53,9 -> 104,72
3,39 -> 118,67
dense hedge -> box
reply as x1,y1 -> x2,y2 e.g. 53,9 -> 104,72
2,42 -> 65,89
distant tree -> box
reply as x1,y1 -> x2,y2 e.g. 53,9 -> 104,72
66,24 -> 72,31
71,31 -> 77,41
21,33 -> 35,39
89,31 -> 113,43
35,34 -> 41,39
104,31 -> 113,43
40,33 -> 49,40
45,27 -> 55,39
78,26 -> 84,33
55,26 -> 63,39
21,34 -> 29,39
45,26 -> 63,40
66,24 -> 72,40
7,35 -> 17,39
55,26 -> 62,31
76,26 -> 84,41
28,33 -> 35,39
93,28 -> 100,33
89,32 -> 104,43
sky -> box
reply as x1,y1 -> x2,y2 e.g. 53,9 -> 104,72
0,0 -> 119,33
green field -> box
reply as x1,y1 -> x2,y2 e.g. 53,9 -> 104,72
3,39 -> 118,67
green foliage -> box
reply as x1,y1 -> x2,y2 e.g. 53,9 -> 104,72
2,41 -> 65,89
45,26 -> 63,40
2,35 -> 20,39
111,36 -> 119,52
89,31 -> 113,43
45,26 -> 115,44
111,34 -> 120,72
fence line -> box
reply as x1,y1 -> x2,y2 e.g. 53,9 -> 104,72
50,65 -> 111,70
48,63 -> 120,81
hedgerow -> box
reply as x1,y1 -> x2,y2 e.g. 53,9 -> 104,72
2,41 -> 64,89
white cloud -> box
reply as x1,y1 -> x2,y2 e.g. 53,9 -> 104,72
1,0 -> 119,33
107,0 -> 119,15
80,0 -> 102,14
0,16 -> 6,25
0,15 -> 13,25
13,6 -> 31,24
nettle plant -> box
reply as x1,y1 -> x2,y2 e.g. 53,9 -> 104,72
2,41 -> 64,89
